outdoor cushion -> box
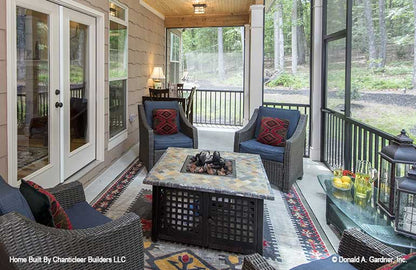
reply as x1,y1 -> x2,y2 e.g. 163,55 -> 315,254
257,117 -> 289,146
0,176 -> 35,220
255,106 -> 300,139
20,180 -> 72,229
144,101 -> 181,131
153,109 -> 178,135
291,255 -> 356,270
154,132 -> 194,150
65,201 -> 111,229
240,139 -> 285,162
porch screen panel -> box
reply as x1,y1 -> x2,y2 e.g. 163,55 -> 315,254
16,7 -> 50,179
326,0 -> 347,35
326,38 -> 346,113
262,0 -> 311,106
350,0 -> 416,141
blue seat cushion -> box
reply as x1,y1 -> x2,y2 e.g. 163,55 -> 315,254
144,101 -> 181,131
255,106 -> 300,139
291,255 -> 357,270
0,176 -> 35,220
154,132 -> 193,150
240,139 -> 285,162
65,201 -> 111,229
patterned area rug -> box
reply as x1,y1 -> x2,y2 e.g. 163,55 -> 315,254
17,145 -> 48,169
92,159 -> 331,270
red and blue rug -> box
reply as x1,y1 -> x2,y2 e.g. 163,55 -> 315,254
92,158 -> 331,269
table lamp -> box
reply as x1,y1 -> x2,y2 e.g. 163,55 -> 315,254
151,67 -> 165,89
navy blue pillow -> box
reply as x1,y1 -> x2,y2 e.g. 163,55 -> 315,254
291,255 -> 357,270
0,176 -> 35,220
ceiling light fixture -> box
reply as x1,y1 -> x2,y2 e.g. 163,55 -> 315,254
193,3 -> 207,14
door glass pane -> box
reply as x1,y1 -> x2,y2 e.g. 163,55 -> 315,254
70,22 -> 88,152
326,38 -> 346,112
109,80 -> 126,137
326,0 -> 346,35
16,7 -> 50,179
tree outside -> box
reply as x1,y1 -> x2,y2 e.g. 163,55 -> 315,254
264,0 -> 416,140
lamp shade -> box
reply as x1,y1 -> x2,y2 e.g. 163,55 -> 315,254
151,67 -> 165,80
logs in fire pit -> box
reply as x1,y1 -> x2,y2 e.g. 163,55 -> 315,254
183,151 -> 234,176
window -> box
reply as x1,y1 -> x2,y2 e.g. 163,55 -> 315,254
109,1 -> 128,144
170,32 -> 180,63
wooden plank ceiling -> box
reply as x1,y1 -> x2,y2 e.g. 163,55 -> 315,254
143,0 -> 263,28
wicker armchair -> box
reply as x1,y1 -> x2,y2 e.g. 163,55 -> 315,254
0,181 -> 144,270
242,228 -> 405,270
139,101 -> 198,171
234,107 -> 307,193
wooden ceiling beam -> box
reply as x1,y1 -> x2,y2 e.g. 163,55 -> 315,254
165,14 -> 250,28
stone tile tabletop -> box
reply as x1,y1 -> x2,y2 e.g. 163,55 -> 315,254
143,147 -> 274,200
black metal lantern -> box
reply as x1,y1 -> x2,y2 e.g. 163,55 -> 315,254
395,166 -> 416,238
378,130 -> 416,217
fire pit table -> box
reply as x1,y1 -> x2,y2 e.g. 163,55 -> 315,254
143,147 -> 274,254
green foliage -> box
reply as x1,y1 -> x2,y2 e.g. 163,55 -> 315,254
70,66 -> 84,84
182,27 -> 243,54
267,73 -> 298,87
351,61 -> 413,90
267,72 -> 309,89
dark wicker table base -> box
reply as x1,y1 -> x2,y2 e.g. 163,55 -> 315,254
152,186 -> 264,255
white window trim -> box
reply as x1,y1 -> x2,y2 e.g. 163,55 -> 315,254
6,0 -> 105,186
108,129 -> 128,150
170,32 -> 180,63
108,0 -> 129,150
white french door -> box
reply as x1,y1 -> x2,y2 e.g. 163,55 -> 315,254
11,0 -> 97,187
61,8 -> 96,179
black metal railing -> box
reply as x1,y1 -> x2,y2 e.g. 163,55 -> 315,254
323,108 -> 395,172
17,84 -> 85,129
263,102 -> 311,157
179,89 -> 244,126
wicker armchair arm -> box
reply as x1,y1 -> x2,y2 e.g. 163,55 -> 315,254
138,104 -> 154,170
1,212 -> 144,270
242,253 -> 275,270
282,114 -> 307,191
338,228 -> 404,270
178,106 -> 198,149
234,109 -> 259,152
286,114 -> 307,146
47,181 -> 85,209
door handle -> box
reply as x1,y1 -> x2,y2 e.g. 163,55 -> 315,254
55,102 -> 63,108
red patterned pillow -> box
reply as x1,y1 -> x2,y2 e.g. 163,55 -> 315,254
257,117 -> 289,147
24,181 -> 73,230
152,109 -> 178,135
